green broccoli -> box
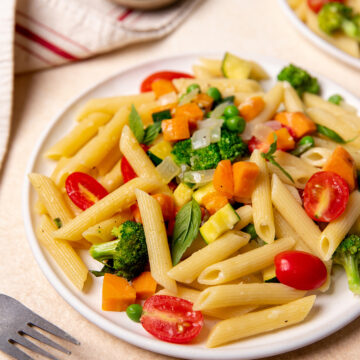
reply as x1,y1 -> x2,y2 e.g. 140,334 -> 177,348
89,221 -> 148,281
328,94 -> 344,105
333,234 -> 360,295
277,64 -> 320,97
342,15 -> 360,40
218,128 -> 248,162
318,2 -> 352,34
190,143 -> 222,170
171,139 -> 192,166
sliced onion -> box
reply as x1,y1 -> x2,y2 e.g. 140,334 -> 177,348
156,156 -> 180,183
158,91 -> 177,106
198,118 -> 224,129
253,123 -> 274,143
210,125 -> 222,142
264,120 -> 282,130
183,169 -> 215,185
191,128 -> 211,150
178,88 -> 199,106
211,102 -> 231,119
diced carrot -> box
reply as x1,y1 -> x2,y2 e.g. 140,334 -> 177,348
132,271 -> 157,300
233,161 -> 260,198
267,128 -> 295,151
213,160 -> 234,199
238,96 -> 265,122
151,79 -> 177,99
162,117 -> 190,141
102,273 -> 136,312
151,193 -> 175,220
202,192 -> 229,215
193,93 -> 214,112
275,112 -> 316,138
174,103 -> 204,126
131,203 -> 142,223
323,146 -> 356,191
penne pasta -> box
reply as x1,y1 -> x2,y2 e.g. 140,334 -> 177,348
135,189 -> 177,294
300,147 -> 332,167
234,205 -> 253,230
283,81 -> 305,112
98,159 -> 123,193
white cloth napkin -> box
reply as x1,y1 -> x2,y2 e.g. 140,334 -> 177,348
0,0 -> 199,169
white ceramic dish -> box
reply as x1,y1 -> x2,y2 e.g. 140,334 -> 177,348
23,53 -> 360,360
277,0 -> 360,70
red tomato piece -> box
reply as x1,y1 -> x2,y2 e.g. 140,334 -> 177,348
247,136 -> 270,153
303,171 -> 349,222
307,0 -> 344,13
141,295 -> 203,344
65,172 -> 108,210
275,251 -> 327,290
140,71 -> 194,92
120,144 -> 149,183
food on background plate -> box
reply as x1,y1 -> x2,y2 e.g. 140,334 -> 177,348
29,51 -> 360,348
288,0 -> 360,58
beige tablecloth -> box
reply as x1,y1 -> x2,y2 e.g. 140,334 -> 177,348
1,1 -> 360,359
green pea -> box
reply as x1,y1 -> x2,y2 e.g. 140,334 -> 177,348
298,135 -> 315,147
225,116 -> 246,133
291,135 -> 315,157
207,87 -> 221,102
223,104 -> 239,118
186,83 -> 200,93
126,304 -> 143,322
328,94 -> 343,105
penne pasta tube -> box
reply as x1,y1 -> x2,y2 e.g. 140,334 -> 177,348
167,231 -> 250,284
271,174 -> 323,258
300,147 -> 332,167
193,283 -> 306,310
135,189 -> 177,294
82,209 -> 133,244
192,64 -> 213,79
94,144 -> 122,176
28,173 -> 73,226
45,112 -> 112,160
198,237 -> 295,285
157,286 -> 257,320
76,92 -> 155,121
283,81 -> 305,112
320,191 -> 360,260
234,205 -> 253,230
206,295 -> 316,347
242,82 -> 283,140
250,150 -> 275,243
37,215 -> 88,290
98,159 -> 123,193
53,177 -> 159,241
54,106 -> 130,187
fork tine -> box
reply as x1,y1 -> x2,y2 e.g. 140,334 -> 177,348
22,326 -> 71,354
28,316 -> 80,345
1,342 -> 34,360
10,336 -> 60,360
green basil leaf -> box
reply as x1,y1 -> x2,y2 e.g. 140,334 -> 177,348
143,122 -> 162,145
316,124 -> 346,144
152,109 -> 172,122
129,104 -> 144,143
268,157 -> 295,183
290,142 -> 313,157
171,199 -> 201,265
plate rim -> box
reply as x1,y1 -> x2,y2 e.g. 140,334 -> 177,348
22,51 -> 360,360
277,0 -> 360,70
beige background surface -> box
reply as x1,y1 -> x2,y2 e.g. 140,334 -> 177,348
1,0 -> 360,359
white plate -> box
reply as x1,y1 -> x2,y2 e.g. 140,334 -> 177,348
277,0 -> 360,70
23,53 -> 360,360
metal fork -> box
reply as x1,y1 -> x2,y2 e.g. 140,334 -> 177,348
0,294 -> 80,360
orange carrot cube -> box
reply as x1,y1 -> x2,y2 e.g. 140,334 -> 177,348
238,96 -> 265,122
174,103 -> 204,126
213,160 -> 234,199
151,79 -> 177,98
233,161 -> 260,198
132,271 -> 157,300
162,117 -> 190,141
202,192 -> 229,215
267,128 -> 295,151
275,112 -> 316,138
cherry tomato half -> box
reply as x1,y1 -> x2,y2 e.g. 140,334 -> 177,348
140,71 -> 194,92
307,0 -> 344,13
141,295 -> 203,344
303,171 -> 349,222
65,172 -> 108,210
247,136 -> 270,153
275,251 -> 327,290
120,144 -> 149,183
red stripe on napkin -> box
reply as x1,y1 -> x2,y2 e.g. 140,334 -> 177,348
118,9 -> 133,21
15,42 -> 55,66
15,23 -> 79,61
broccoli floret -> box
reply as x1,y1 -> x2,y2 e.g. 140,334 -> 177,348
277,64 -> 320,97
171,139 -> 192,166
218,129 -> 247,162
333,234 -> 360,295
191,143 -> 221,170
342,15 -> 360,40
318,2 -> 352,34
89,221 -> 148,281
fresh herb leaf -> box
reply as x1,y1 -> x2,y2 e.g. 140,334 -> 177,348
171,199 -> 201,265
328,94 -> 344,105
243,223 -> 257,240
291,135 -> 315,157
265,277 -> 280,283
143,122 -> 162,145
90,261 -> 116,277
129,104 -> 145,143
152,109 -> 172,122
147,151 -> 163,166
261,134 -> 295,183
53,218 -> 62,229
316,124 -> 346,144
